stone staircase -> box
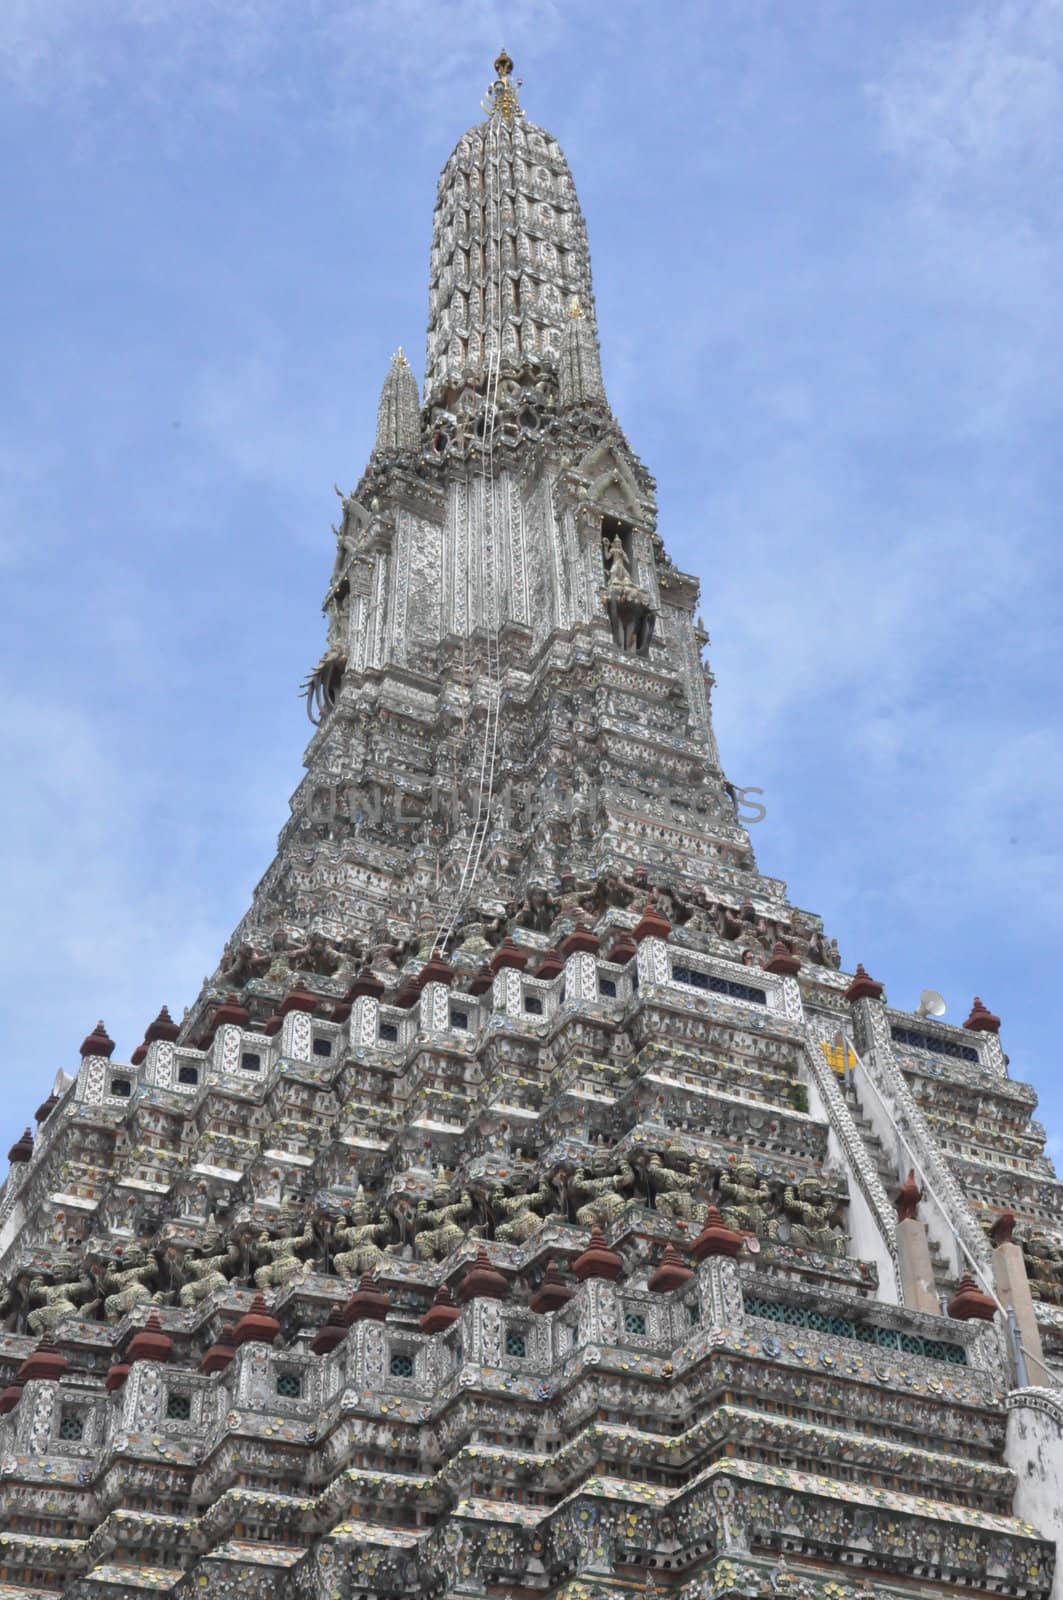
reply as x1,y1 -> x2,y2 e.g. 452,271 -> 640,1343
842,1081 -> 952,1296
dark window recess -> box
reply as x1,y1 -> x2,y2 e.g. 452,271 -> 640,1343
177,1064 -> 199,1087
110,1077 -> 132,1098
623,1312 -> 647,1336
389,1353 -> 414,1378
505,1331 -> 527,1358
598,978 -> 617,998
524,995 -> 544,1015
890,1026 -> 978,1064
672,965 -> 766,1007
312,1037 -> 333,1058
165,1393 -> 191,1421
58,1411 -> 84,1441
379,1023 -> 399,1043
745,1296 -> 967,1365
450,1010 -> 469,1031
276,1372 -> 302,1399
241,1052 -> 261,1073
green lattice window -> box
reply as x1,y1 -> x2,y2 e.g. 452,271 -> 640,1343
165,1392 -> 191,1420
275,1372 -> 302,1398
505,1330 -> 528,1358
624,1311 -> 648,1336
389,1353 -> 414,1378
58,1410 -> 84,1441
745,1296 -> 966,1365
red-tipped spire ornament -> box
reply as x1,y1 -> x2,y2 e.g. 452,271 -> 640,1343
845,965 -> 884,1003
419,1283 -> 461,1333
649,1243 -> 694,1293
573,1226 -> 624,1283
947,1272 -> 997,1322
80,1021 -> 115,1059
233,1294 -> 282,1346
460,1247 -> 510,1302
963,997 -> 1001,1034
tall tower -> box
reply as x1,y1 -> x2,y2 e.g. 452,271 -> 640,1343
1,53 -> 1061,1600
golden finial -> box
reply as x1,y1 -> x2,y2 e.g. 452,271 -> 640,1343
392,347 -> 408,367
485,47 -> 521,122
568,300 -> 584,320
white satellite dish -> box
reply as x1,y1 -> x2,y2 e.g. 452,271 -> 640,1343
916,990 -> 946,1019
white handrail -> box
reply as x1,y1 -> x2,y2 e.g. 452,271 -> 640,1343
839,1030 -> 1060,1391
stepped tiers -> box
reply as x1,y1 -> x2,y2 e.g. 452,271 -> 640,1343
2,49 -> 1062,1600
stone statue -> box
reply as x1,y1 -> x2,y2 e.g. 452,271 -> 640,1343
413,1188 -> 475,1262
288,929 -> 342,977
781,1177 -> 846,1256
177,1236 -> 243,1307
718,1162 -> 777,1237
220,940 -> 271,988
27,1266 -> 100,1335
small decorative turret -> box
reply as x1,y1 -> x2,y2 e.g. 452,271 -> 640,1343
80,1021 -> 115,1059
633,905 -> 671,944
763,941 -> 801,976
692,1205 -> 744,1261
947,1271 -> 997,1322
233,1293 -> 282,1347
559,923 -> 600,957
460,1246 -> 510,1303
419,1283 -> 461,1334
490,938 -> 530,972
649,1243 -> 694,1293
530,1261 -> 574,1314
373,349 -> 420,457
559,301 -> 608,409
310,1306 -> 349,1355
7,1128 -> 33,1164
963,997 -> 1001,1034
343,1274 -> 391,1324
199,1322 -> 238,1375
210,993 -> 250,1031
845,965 -> 884,1003
280,984 -> 317,1018
145,1005 -> 181,1043
894,1170 -> 922,1223
573,1226 -> 624,1283
17,1336 -> 68,1385
127,1312 -> 173,1367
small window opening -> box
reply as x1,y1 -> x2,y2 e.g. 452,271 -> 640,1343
165,1392 -> 191,1421
110,1077 -> 132,1098
241,1052 -> 261,1073
505,1331 -> 527,1358
275,1372 -> 301,1399
390,1353 -> 414,1379
312,1037 -> 333,1058
450,1009 -> 469,1031
379,1022 -> 399,1044
59,1411 -> 84,1441
177,1064 -> 199,1086
524,995 -> 544,1016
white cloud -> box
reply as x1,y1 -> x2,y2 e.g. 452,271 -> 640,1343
871,0 -> 1063,184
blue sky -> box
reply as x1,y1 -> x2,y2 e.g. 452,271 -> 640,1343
2,1 -> 1061,1167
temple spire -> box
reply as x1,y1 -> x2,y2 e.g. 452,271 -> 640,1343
485,48 -> 521,122
373,348 -> 420,456
559,300 -> 608,409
